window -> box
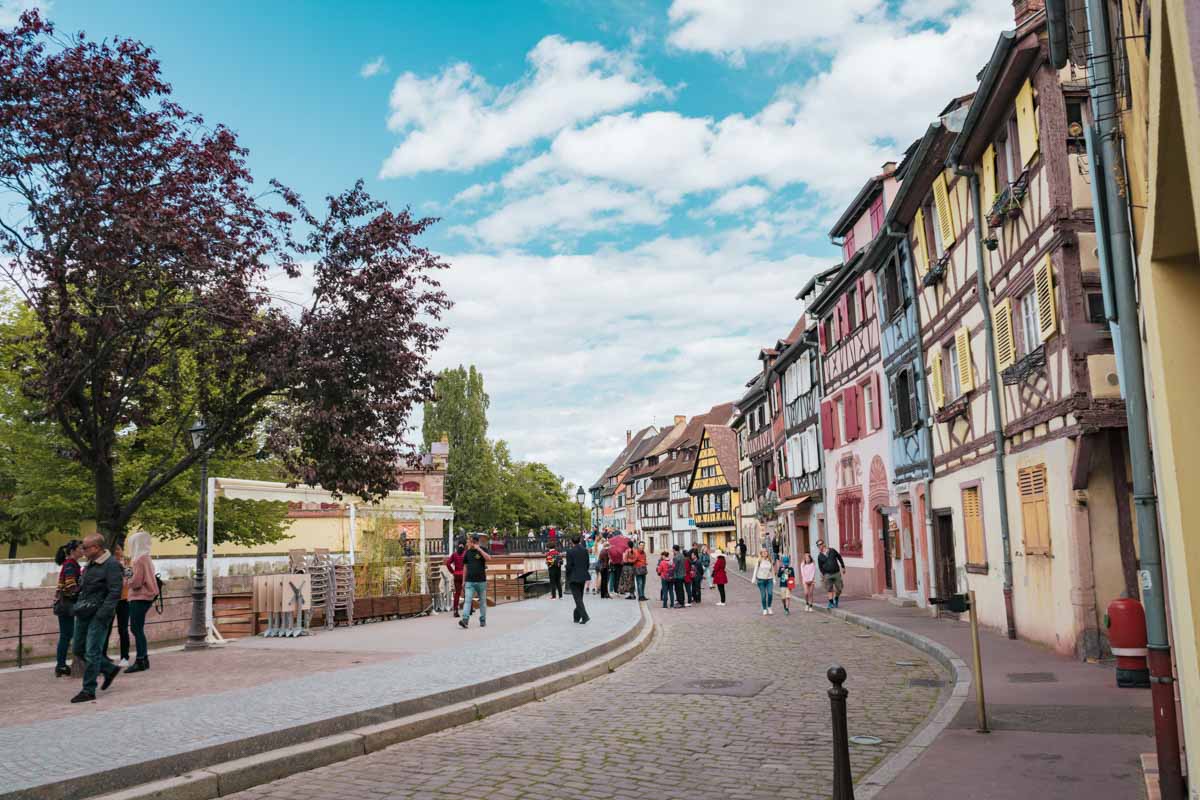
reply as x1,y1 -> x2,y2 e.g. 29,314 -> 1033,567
836,397 -> 846,445
1019,288 -> 1040,355
843,229 -> 856,260
927,200 -> 945,259
893,369 -> 915,433
962,484 -> 987,569
837,493 -> 863,556
946,342 -> 961,400
1018,464 -> 1051,555
1086,292 -> 1106,323
862,381 -> 875,434
847,284 -> 859,330
869,195 -> 885,236
881,256 -> 903,319
1066,99 -> 1087,153
799,351 -> 812,393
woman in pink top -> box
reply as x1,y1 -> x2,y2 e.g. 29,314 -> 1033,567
124,532 -> 156,673
800,553 -> 818,612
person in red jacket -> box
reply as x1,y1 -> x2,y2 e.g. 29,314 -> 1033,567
713,551 -> 729,606
445,542 -> 466,618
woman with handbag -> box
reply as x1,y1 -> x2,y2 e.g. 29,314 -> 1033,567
52,540 -> 83,677
124,532 -> 156,673
618,544 -> 636,599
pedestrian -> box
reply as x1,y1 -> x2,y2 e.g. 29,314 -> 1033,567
446,541 -> 466,618
777,555 -> 796,615
817,540 -> 847,608
608,531 -> 629,596
458,534 -> 491,629
771,534 -> 781,563
689,549 -> 703,604
106,540 -> 132,668
633,542 -> 649,601
70,534 -> 124,703
598,543 -> 611,599
618,543 -> 636,599
657,552 -> 673,608
546,548 -> 563,599
713,550 -> 728,606
124,531 -> 156,674
701,544 -> 713,590
52,540 -> 83,677
671,544 -> 689,608
736,538 -> 748,572
800,552 -> 817,611
753,548 -> 775,616
565,534 -> 591,624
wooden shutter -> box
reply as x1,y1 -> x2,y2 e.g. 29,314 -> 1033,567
981,143 -> 997,206
871,372 -> 883,431
819,320 -> 828,352
1015,78 -> 1039,168
933,173 -> 956,246
1018,464 -> 1051,555
993,297 -> 1017,370
912,209 -> 929,278
1035,254 -> 1058,342
857,277 -> 868,322
962,486 -> 986,566
843,386 -> 859,442
931,352 -> 945,409
820,401 -> 836,450
906,368 -> 921,428
955,327 -> 974,393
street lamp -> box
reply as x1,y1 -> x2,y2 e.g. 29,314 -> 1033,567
575,486 -> 586,535
185,418 -> 209,651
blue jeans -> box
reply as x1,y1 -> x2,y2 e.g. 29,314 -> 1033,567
635,573 -> 646,599
757,579 -> 774,610
55,614 -> 74,668
461,581 -> 487,623
609,568 -> 620,594
72,613 -> 117,694
129,599 -> 152,660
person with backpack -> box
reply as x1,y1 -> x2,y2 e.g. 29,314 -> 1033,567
52,540 -> 83,677
656,552 -> 674,608
777,555 -> 796,616
70,534 -> 124,703
688,549 -> 704,605
124,531 -> 157,673
671,545 -> 688,608
546,548 -> 563,599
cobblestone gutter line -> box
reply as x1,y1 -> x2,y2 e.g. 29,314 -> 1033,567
3,603 -> 650,800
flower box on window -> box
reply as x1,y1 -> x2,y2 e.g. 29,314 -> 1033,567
1001,344 -> 1046,385
922,252 -> 951,288
934,394 -> 970,424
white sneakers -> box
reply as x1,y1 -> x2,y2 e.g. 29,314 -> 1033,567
716,602 -> 725,606
761,609 -> 768,615
117,658 -> 129,668
767,608 -> 774,615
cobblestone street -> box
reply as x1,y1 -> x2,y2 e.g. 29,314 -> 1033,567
228,575 -> 946,800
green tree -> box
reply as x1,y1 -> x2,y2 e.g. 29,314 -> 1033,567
423,366 -> 501,530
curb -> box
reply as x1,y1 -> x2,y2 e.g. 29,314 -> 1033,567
11,604 -> 654,800
815,604 -> 971,799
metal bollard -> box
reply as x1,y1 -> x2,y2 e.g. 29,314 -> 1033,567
828,664 -> 854,800
17,609 -> 24,668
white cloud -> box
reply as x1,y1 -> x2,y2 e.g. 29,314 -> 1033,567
359,56 -> 388,78
0,0 -> 47,26
451,182 -> 498,205
378,35 -> 665,178
703,185 -> 770,216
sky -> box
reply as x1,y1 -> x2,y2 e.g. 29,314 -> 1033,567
2,0 -> 1012,490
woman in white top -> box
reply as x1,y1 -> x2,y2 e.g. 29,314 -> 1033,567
753,548 -> 775,615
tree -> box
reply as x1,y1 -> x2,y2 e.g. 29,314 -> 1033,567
0,13 -> 451,546
422,366 -> 499,530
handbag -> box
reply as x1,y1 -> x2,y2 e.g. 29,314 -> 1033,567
73,596 -> 100,618
635,566 -> 648,576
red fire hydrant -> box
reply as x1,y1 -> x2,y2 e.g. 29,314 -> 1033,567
1105,596 -> 1150,688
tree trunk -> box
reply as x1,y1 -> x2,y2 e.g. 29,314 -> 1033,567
6,540 -> 15,560
94,459 -> 125,548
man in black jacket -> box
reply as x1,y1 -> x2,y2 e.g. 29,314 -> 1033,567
71,534 -> 124,703
564,534 -> 591,624
817,539 -> 847,608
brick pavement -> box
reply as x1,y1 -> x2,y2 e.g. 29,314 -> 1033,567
226,575 -> 947,800
0,597 -> 641,797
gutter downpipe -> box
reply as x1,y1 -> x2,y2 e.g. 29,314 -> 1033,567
951,162 -> 1018,641
887,223 -> 939,609
1083,1 -> 1184,795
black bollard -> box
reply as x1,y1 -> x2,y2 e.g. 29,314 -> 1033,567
828,664 -> 854,800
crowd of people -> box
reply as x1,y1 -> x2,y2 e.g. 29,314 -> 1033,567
52,532 -> 159,704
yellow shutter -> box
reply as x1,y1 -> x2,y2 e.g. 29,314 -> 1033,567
981,144 -> 997,208
955,326 -> 974,393
932,173 -> 956,246
1035,253 -> 1058,341
930,352 -> 945,409
993,297 -> 1016,370
1018,465 -> 1051,555
912,208 -> 929,277
962,486 -> 985,566
1015,78 -> 1039,168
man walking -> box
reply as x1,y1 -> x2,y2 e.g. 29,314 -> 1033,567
817,539 -> 847,608
459,534 -> 491,629
70,534 -> 124,703
565,534 -> 591,624
671,544 -> 688,608
736,538 -> 748,572
446,540 -> 466,618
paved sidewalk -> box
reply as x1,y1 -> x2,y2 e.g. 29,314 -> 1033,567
0,596 -> 641,799
832,598 -> 1154,800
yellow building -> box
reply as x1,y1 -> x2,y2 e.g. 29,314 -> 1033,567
687,425 -> 741,551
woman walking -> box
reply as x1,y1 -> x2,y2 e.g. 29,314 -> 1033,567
108,541 -> 132,668
598,543 -> 611,599
633,542 -> 648,601
124,531 -> 156,673
754,548 -> 775,615
712,550 -> 728,606
52,540 -> 83,677
800,552 -> 817,611
701,545 -> 713,590
618,544 -> 636,599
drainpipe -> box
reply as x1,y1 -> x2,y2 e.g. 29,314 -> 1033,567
950,164 -> 1017,641
888,223 -> 940,608
1083,1 -> 1184,795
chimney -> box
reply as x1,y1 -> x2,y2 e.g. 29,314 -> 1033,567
1012,0 -> 1044,25
881,160 -> 897,176
626,430 -> 632,445
674,415 -> 686,426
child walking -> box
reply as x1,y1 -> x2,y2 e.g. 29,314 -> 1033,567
800,552 -> 817,611
777,555 -> 796,615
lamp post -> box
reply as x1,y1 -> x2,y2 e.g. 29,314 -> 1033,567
185,419 -> 209,651
575,486 -> 585,535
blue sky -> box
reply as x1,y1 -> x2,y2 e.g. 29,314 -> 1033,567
3,0 -> 1011,488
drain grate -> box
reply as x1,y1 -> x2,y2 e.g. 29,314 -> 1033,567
849,735 -> 883,745
1006,672 -> 1058,683
652,677 -> 771,697
909,678 -> 946,687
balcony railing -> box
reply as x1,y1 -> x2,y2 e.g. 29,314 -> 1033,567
694,510 -> 736,528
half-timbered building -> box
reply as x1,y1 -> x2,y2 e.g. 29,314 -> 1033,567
687,425 -> 740,551
908,11 -> 1135,656
772,326 -> 824,558
733,374 -> 768,554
